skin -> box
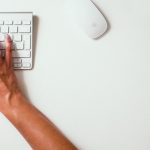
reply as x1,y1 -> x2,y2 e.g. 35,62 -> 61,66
0,35 -> 77,150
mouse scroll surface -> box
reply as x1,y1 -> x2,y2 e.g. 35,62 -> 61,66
65,0 -> 108,39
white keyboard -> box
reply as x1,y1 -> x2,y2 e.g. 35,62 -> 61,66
0,12 -> 33,70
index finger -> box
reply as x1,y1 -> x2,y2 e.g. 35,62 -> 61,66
5,34 -> 12,68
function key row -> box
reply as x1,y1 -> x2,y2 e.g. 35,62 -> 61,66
0,20 -> 31,25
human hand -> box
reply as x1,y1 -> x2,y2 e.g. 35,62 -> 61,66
0,35 -> 19,113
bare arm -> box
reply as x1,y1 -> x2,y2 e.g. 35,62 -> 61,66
0,35 -> 77,150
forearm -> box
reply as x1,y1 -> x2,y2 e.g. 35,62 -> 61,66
2,92 -> 77,150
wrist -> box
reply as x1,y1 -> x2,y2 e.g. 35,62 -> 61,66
2,90 -> 25,117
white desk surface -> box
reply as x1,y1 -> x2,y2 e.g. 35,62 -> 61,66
0,0 -> 150,149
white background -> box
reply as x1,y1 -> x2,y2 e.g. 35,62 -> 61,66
0,0 -> 150,149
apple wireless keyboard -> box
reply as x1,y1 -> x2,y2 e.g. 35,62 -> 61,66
0,12 -> 33,70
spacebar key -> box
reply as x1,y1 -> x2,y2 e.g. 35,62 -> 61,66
12,50 -> 31,58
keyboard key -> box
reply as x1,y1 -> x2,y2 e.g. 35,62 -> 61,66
0,34 -> 4,41
1,26 -> 8,33
9,26 -> 18,33
5,20 -> 13,25
23,62 -> 31,68
12,50 -> 30,58
13,58 -> 22,63
14,63 -> 22,68
23,34 -> 31,50
23,20 -> 31,25
18,26 -> 31,33
0,42 -> 5,49
0,20 -> 3,25
13,20 -> 22,25
13,42 -> 24,50
13,34 -> 22,41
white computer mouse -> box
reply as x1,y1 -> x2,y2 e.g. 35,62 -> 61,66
64,0 -> 108,39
